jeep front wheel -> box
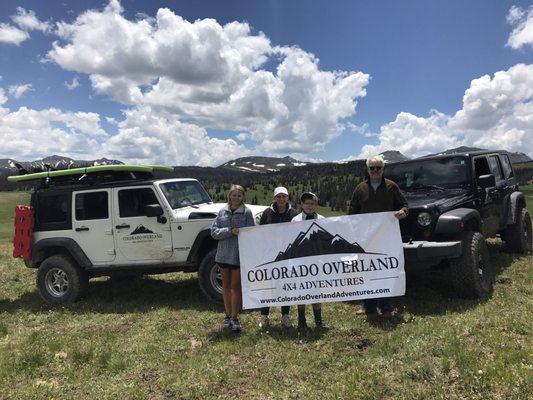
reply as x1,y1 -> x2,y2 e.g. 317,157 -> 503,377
504,207 -> 532,254
197,249 -> 223,304
450,231 -> 492,299
37,255 -> 89,305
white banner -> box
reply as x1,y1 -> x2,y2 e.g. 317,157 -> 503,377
238,212 -> 405,310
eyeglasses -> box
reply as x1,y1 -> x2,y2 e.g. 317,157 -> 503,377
368,166 -> 383,171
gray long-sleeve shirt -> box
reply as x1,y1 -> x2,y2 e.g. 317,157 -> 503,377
211,204 -> 255,265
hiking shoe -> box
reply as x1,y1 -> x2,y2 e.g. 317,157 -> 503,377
230,318 -> 242,333
315,320 -> 329,330
281,314 -> 292,328
381,311 -> 393,320
356,307 -> 376,316
259,315 -> 270,329
221,316 -> 231,329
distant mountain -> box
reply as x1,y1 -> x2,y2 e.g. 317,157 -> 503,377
0,155 -> 123,173
424,146 -> 532,163
379,151 -> 409,162
219,156 -> 308,173
274,222 -> 366,261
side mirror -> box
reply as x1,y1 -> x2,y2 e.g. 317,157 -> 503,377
144,204 -> 163,217
478,174 -> 495,188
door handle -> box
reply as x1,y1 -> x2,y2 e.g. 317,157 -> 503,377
75,226 -> 89,232
115,224 -> 130,229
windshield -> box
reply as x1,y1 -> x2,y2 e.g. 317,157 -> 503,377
385,157 -> 470,191
159,181 -> 212,209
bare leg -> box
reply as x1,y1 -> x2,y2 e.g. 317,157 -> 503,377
220,267 -> 232,317
230,269 -> 242,318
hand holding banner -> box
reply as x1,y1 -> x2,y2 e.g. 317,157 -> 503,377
238,212 -> 405,310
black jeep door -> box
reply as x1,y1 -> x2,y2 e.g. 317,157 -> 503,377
473,155 -> 499,237
487,154 -> 508,231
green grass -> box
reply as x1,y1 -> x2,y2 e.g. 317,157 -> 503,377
0,191 -> 532,399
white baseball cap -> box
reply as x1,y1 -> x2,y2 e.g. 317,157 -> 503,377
273,186 -> 289,196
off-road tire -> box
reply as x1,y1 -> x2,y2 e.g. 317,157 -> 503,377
504,207 -> 532,254
197,248 -> 223,304
450,231 -> 492,299
37,255 -> 89,305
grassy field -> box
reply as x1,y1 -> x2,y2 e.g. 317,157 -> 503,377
0,191 -> 531,399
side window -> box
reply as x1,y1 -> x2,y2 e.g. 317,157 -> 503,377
119,188 -> 159,218
37,193 -> 69,223
75,191 -> 109,220
474,157 -> 490,178
488,155 -> 503,182
500,155 -> 514,179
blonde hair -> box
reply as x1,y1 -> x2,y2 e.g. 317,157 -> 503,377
227,184 -> 246,205
366,155 -> 385,167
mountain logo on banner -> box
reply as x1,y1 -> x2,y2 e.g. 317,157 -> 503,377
274,222 -> 367,261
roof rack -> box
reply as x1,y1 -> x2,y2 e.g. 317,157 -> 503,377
7,165 -> 174,187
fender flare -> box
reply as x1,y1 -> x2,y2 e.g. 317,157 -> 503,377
187,229 -> 216,264
507,192 -> 525,225
434,208 -> 482,234
31,238 -> 92,269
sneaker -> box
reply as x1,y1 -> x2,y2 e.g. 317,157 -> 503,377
381,311 -> 393,319
259,315 -> 270,329
356,307 -> 376,316
315,320 -> 330,330
221,316 -> 231,329
281,314 -> 292,328
230,318 -> 242,333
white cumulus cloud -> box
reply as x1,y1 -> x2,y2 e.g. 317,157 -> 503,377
0,100 -> 108,160
506,5 -> 533,49
8,83 -> 33,99
361,64 -> 533,159
0,23 -> 29,45
46,1 -> 370,160
101,107 -> 251,166
64,76 -> 80,90
12,7 -> 52,33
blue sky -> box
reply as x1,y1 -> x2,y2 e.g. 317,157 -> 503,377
0,0 -> 532,165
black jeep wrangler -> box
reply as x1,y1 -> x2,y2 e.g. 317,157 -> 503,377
385,151 -> 532,298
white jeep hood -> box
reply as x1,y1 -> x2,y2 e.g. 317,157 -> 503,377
171,202 -> 267,220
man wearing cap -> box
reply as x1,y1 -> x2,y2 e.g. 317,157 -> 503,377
292,192 -> 327,329
258,186 -> 298,328
348,155 -> 408,319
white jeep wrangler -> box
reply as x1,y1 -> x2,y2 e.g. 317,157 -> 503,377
10,166 -> 266,305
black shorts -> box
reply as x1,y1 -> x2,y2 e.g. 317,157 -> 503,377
217,262 -> 240,270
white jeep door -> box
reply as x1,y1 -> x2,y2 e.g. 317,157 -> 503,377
72,189 -> 115,263
112,186 -> 173,262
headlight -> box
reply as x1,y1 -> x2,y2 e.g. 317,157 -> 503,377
417,212 -> 432,227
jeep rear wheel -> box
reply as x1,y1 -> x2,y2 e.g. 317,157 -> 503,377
450,231 -> 492,299
197,249 -> 223,304
37,255 -> 89,305
504,207 -> 532,254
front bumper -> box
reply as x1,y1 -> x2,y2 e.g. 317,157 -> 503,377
403,240 -> 462,266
